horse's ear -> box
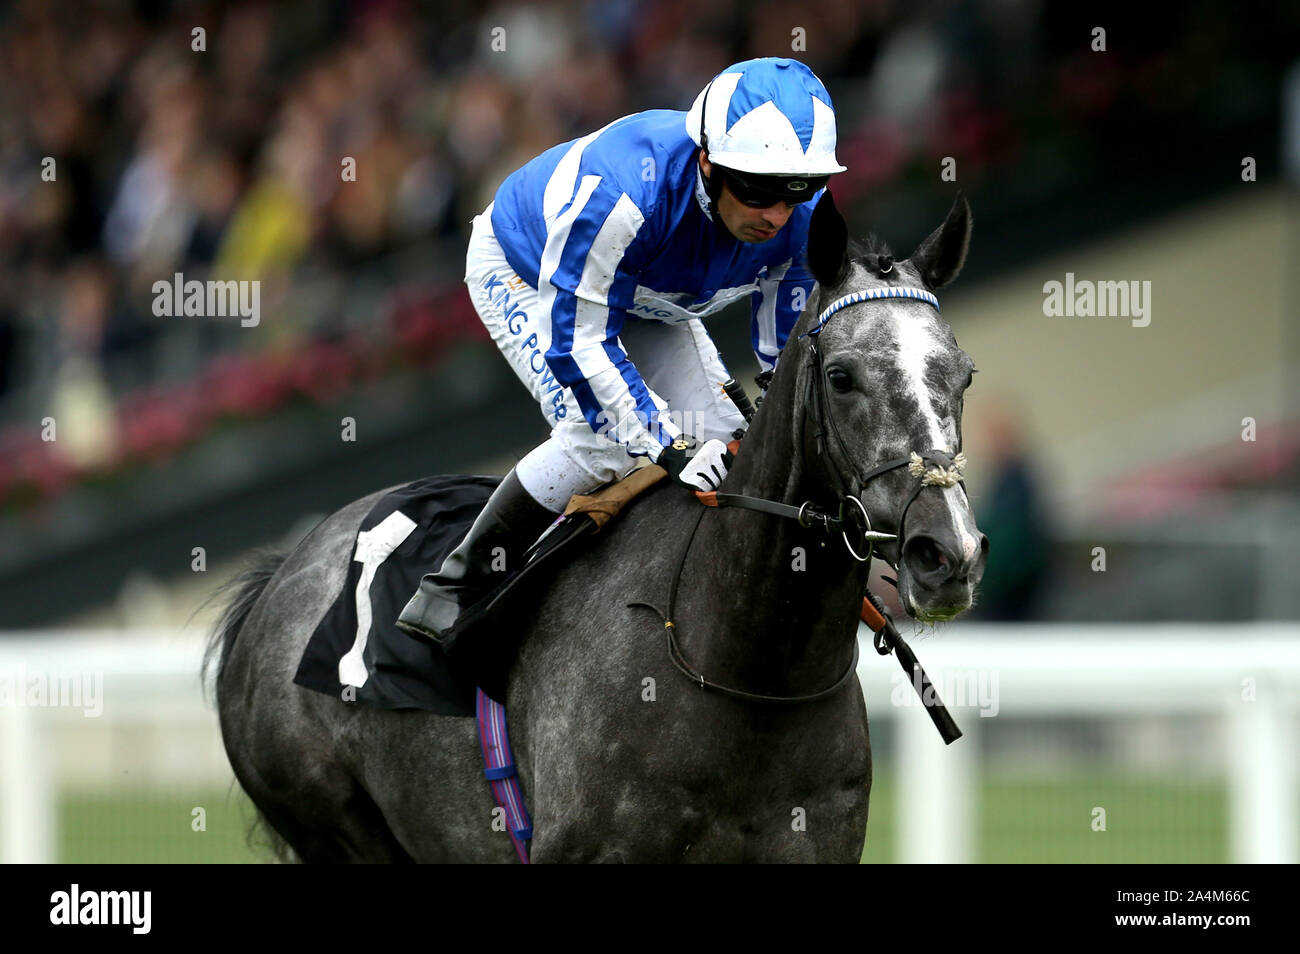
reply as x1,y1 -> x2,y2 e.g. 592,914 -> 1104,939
806,189 -> 848,288
908,191 -> 972,290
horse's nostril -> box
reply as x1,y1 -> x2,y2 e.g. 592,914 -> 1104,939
903,533 -> 982,584
904,536 -> 947,576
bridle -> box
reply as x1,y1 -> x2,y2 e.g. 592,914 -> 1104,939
700,283 -> 970,570
799,284 -> 969,570
630,281 -> 972,716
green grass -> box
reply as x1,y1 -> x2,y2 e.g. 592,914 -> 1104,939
977,775 -> 1227,863
60,785 -> 271,863
862,772 -> 1230,863
57,773 -> 1236,863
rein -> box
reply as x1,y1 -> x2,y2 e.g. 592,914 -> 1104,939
629,506 -> 861,704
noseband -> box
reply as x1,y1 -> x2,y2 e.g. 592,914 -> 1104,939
799,286 -> 968,567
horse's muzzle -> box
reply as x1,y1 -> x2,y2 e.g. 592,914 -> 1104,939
897,496 -> 989,621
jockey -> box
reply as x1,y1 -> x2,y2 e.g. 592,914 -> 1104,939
398,57 -> 847,647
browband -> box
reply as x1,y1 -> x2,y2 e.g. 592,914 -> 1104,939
803,286 -> 940,338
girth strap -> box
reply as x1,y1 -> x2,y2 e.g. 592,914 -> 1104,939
475,688 -> 533,862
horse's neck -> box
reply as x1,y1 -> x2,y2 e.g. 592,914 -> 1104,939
674,353 -> 867,696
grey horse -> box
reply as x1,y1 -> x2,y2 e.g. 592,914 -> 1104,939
205,192 -> 986,863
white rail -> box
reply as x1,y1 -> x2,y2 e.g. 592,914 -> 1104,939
1,624 -> 1296,863
855,623 -> 1300,863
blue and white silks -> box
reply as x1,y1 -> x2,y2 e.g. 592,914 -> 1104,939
488,109 -> 822,460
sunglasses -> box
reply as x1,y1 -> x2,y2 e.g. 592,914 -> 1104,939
722,170 -> 827,209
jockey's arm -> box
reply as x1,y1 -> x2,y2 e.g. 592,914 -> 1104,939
537,184 -> 680,461
751,254 -> 817,375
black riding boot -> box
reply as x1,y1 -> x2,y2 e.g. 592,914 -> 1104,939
396,469 -> 559,649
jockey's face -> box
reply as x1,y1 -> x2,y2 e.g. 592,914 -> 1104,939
699,154 -> 795,243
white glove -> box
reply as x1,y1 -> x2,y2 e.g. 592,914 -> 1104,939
657,436 -> 734,491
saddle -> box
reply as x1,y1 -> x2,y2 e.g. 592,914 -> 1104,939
293,464 -> 673,713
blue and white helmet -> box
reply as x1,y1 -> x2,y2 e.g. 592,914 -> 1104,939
686,57 -> 848,180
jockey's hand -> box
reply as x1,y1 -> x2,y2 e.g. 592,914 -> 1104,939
656,435 -> 734,492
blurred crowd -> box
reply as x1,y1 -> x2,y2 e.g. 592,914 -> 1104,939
0,0 -> 1285,505
0,0 -> 1010,496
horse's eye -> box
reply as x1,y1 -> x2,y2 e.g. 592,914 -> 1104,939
827,368 -> 853,393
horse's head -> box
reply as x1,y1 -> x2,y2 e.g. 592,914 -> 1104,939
790,190 -> 988,622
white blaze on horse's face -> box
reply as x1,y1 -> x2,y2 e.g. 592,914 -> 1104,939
888,309 -> 981,562
889,307 -> 957,450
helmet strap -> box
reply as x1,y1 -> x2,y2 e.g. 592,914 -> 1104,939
695,160 -> 731,236
697,79 -> 725,225
698,78 -> 711,153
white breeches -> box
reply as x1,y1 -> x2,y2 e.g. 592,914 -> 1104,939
464,203 -> 746,511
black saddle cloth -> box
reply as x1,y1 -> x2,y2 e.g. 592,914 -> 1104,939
293,474 -> 503,716
293,473 -> 608,714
